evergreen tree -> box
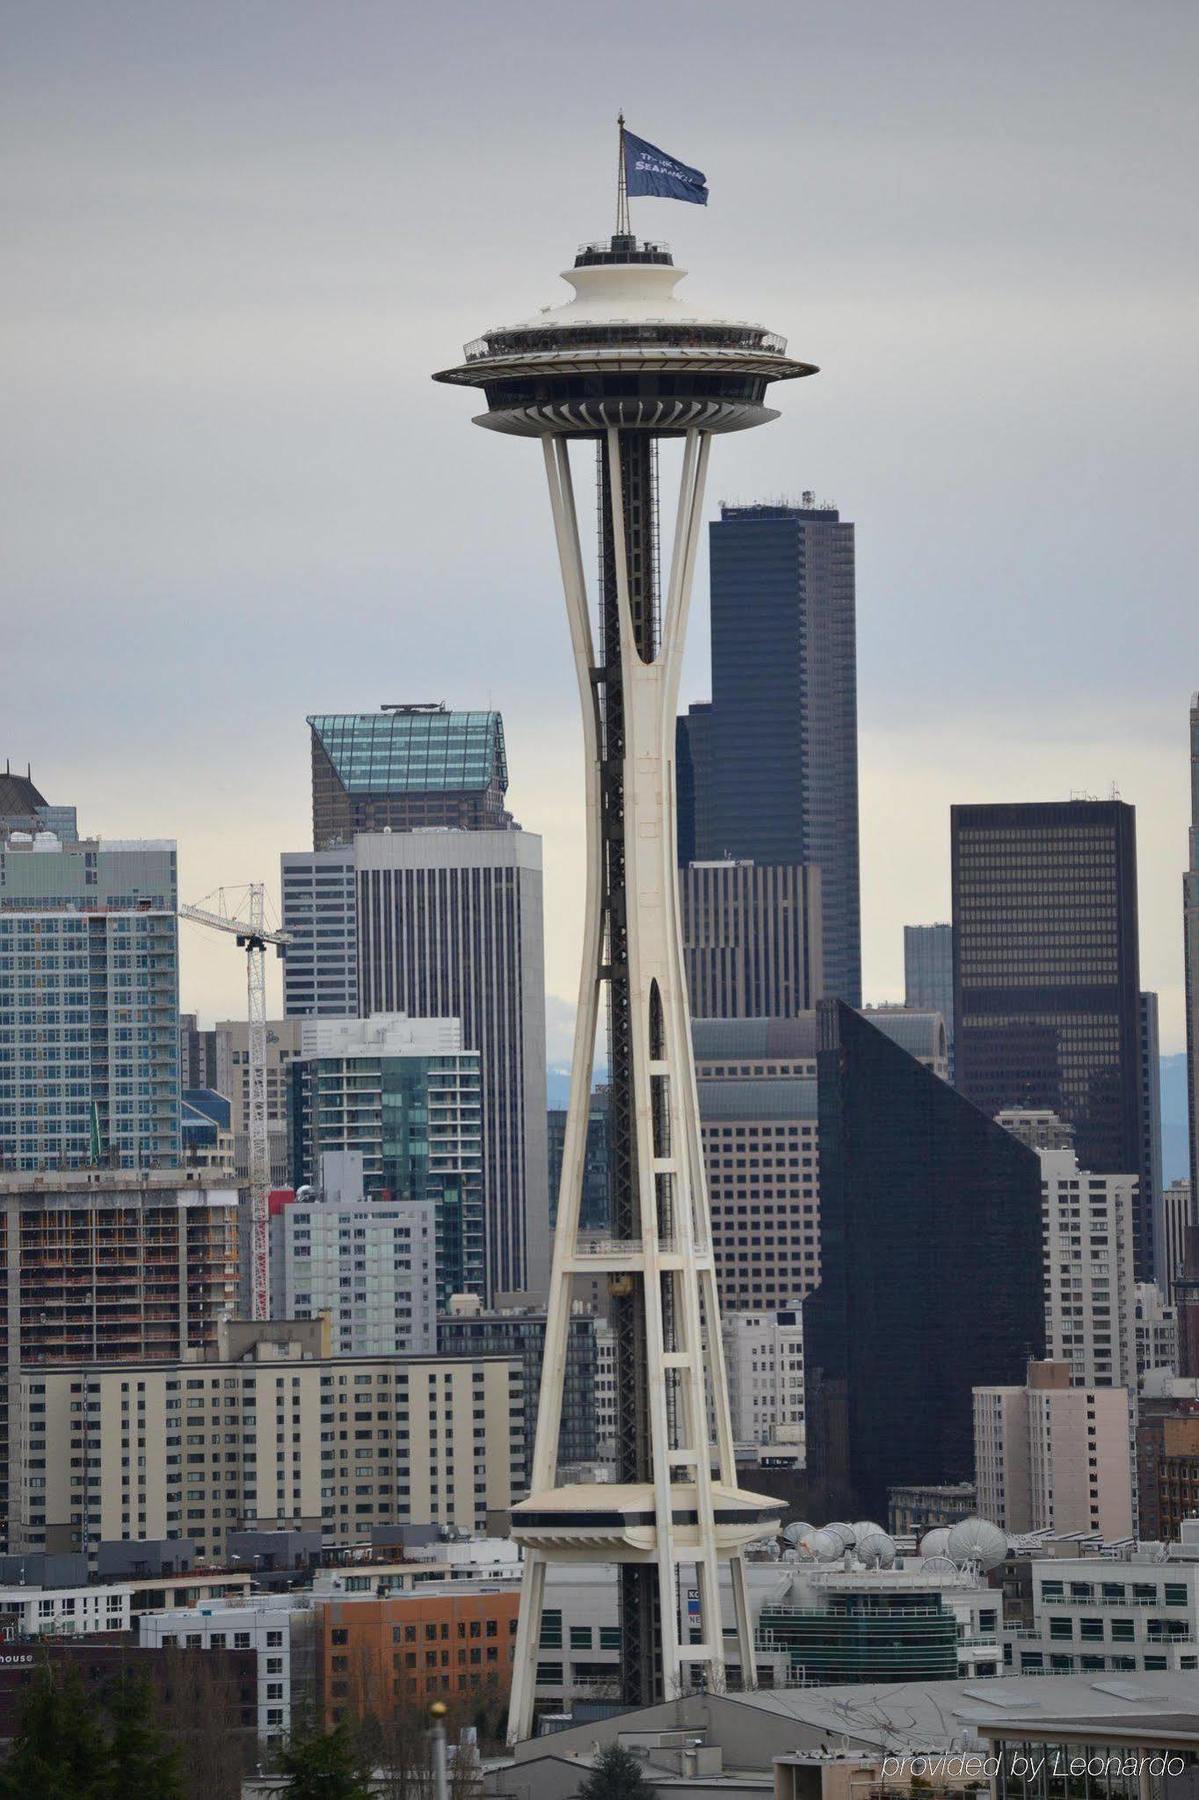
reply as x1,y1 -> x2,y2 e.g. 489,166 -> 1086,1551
576,1743 -> 657,1800
103,1674 -> 183,1800
0,1664 -> 111,1800
276,1724 -> 372,1800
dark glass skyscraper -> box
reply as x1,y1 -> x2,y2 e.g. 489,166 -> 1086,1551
803,1001 -> 1043,1519
1184,695 -> 1199,1225
680,501 -> 861,1004
951,800 -> 1151,1276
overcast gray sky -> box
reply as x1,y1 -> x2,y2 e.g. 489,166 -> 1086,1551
4,0 -> 1198,1055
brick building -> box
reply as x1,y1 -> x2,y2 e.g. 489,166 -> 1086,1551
318,1584 -> 520,1722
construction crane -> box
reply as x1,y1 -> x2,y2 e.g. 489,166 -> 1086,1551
179,884 -> 290,1321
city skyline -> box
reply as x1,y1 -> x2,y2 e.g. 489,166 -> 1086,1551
4,0 -> 1197,1056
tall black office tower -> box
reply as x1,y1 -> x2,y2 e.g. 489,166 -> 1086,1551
952,800 -> 1153,1278
680,499 -> 861,1005
803,1001 -> 1043,1519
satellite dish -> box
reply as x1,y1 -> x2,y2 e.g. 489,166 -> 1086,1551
856,1530 -> 897,1569
783,1521 -> 814,1548
922,1555 -> 959,1575
824,1522 -> 856,1549
946,1517 -> 1008,1572
807,1529 -> 845,1563
920,1527 -> 951,1559
851,1521 -> 883,1543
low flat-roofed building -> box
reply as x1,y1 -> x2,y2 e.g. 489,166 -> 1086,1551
487,1674 -> 1199,1795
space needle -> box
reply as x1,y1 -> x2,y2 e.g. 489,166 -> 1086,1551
435,125 -> 817,1740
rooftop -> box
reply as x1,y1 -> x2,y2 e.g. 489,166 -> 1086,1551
0,1167 -> 236,1197
0,767 -> 47,816
696,1077 -> 817,1121
309,708 -> 507,797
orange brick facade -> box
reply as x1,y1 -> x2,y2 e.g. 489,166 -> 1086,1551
320,1587 -> 520,1722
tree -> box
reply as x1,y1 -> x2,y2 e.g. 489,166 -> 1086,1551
0,1664 -> 111,1800
276,1724 -> 372,1800
576,1743 -> 657,1800
103,1673 -> 184,1800
158,1645 -> 248,1800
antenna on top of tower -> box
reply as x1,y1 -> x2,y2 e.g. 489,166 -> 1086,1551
616,111 -> 630,237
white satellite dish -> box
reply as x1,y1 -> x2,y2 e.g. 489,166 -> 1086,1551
920,1527 -> 952,1558
946,1517 -> 1008,1572
922,1555 -> 959,1575
856,1529 -> 897,1569
824,1521 -> 856,1549
807,1528 -> 845,1563
783,1520 -> 814,1548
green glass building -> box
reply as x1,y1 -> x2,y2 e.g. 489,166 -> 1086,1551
291,1016 -> 484,1306
308,704 -> 513,849
758,1591 -> 960,1685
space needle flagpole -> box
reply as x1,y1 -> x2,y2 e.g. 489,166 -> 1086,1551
616,110 -> 630,236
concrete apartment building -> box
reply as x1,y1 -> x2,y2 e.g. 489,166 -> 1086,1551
974,1360 -> 1133,1538
1008,1543 -> 1199,1678
139,1589 -> 312,1740
1137,1375 -> 1199,1541
1136,1282 -> 1179,1380
721,1309 -> 805,1455
136,1568 -> 521,1738
214,1017 -> 301,1186
0,1167 -> 238,1548
10,1318 -> 523,1565
996,1114 -> 1141,1389
1163,1178 -> 1192,1301
438,1293 -> 601,1476
1039,1142 -> 1138,1389
692,1019 -> 821,1311
271,1159 -> 437,1356
0,830 -> 180,1171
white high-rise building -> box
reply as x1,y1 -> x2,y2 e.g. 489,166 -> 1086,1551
721,1310 -> 804,1455
1037,1145 -> 1139,1389
1163,1178 -> 1192,1302
1135,1281 -> 1179,1380
272,1152 -> 437,1356
974,1360 -> 1133,1538
593,1317 -> 617,1464
355,828 -> 548,1301
280,846 -> 357,1019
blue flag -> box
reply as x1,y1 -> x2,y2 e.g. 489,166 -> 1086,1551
624,130 -> 708,206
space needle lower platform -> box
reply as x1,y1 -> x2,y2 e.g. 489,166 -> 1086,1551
435,167 -> 816,1741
